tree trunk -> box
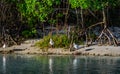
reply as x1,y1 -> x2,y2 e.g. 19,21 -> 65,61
97,7 -> 118,46
75,8 -> 79,25
81,8 -> 84,28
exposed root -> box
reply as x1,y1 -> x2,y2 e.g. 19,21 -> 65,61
97,28 -> 118,46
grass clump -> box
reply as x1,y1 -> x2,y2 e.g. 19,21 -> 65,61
35,35 -> 70,49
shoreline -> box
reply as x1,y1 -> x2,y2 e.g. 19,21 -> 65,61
0,45 -> 120,56
15,46 -> 120,56
0,39 -> 120,56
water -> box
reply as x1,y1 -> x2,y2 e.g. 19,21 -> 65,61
0,54 -> 120,74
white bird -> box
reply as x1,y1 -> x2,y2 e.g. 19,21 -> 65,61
3,43 -> 6,49
49,38 -> 54,47
73,43 -> 80,50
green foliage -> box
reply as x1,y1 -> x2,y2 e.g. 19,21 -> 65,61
89,0 -> 120,10
55,0 -> 61,5
22,30 -> 31,38
22,28 -> 37,38
48,19 -> 57,25
69,0 -> 119,10
35,35 -> 70,49
17,0 -> 60,38
17,0 -> 54,23
56,13 -> 64,18
69,0 -> 90,9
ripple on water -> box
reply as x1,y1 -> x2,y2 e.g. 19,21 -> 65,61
0,55 -> 120,74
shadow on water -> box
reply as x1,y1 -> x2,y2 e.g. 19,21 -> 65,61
0,54 -> 120,74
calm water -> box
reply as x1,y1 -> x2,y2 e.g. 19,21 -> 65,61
0,54 -> 120,74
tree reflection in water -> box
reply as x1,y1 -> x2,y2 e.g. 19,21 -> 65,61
0,55 -> 120,74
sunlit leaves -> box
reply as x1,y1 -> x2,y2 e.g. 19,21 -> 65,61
69,0 -> 119,10
17,0 -> 54,23
69,0 -> 90,9
55,0 -> 61,5
17,0 -> 120,24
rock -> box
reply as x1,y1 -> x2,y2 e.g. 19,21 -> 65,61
114,27 -> 120,32
0,49 -> 14,54
93,27 -> 120,38
93,27 -> 100,36
111,27 -> 120,39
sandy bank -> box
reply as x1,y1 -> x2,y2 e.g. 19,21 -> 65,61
75,45 -> 120,56
0,39 -> 120,56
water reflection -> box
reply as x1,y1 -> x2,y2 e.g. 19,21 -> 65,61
2,55 -> 6,74
73,57 -> 77,69
49,57 -> 53,74
0,55 -> 120,74
73,56 -> 78,74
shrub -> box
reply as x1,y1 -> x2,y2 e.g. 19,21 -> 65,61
22,30 -> 32,38
22,28 -> 37,38
35,35 -> 71,49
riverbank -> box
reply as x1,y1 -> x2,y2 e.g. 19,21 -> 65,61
15,45 -> 120,56
0,39 -> 120,56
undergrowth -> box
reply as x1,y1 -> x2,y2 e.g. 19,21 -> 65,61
35,35 -> 70,49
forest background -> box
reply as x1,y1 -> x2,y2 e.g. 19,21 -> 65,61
0,0 -> 120,48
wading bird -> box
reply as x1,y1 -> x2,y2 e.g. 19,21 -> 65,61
49,38 -> 54,48
73,43 -> 81,50
3,43 -> 6,49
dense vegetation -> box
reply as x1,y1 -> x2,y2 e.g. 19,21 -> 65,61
35,35 -> 70,49
0,0 -> 120,47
